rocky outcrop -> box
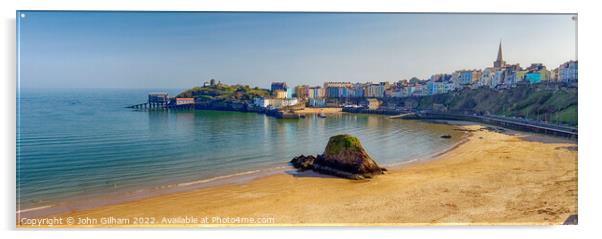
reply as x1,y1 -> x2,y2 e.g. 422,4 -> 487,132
289,134 -> 386,179
290,155 -> 316,170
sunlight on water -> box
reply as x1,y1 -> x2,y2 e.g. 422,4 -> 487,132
16,88 -> 462,209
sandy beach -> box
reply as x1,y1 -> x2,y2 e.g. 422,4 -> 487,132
18,124 -> 577,227
294,107 -> 342,114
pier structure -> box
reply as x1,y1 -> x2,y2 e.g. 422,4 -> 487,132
148,92 -> 169,109
127,92 -> 170,110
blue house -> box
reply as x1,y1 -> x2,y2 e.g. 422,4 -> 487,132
525,72 -> 541,84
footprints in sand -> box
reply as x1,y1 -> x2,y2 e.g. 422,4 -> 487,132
536,207 -> 570,216
439,202 -> 458,210
555,146 -> 578,152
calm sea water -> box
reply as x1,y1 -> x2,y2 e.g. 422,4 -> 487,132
17,88 -> 463,211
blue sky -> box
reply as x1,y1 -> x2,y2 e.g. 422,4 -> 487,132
18,12 -> 576,89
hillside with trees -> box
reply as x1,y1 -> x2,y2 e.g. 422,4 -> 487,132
385,84 -> 577,126
177,84 -> 270,102
176,83 -> 270,111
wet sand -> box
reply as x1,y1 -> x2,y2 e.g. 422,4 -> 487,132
18,124 -> 577,227
294,107 -> 342,114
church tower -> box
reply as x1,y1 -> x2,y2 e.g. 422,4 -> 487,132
493,41 -> 506,68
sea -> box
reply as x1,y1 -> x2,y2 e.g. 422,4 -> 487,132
16,88 -> 464,216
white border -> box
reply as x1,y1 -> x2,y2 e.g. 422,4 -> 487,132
2,0 -> 600,239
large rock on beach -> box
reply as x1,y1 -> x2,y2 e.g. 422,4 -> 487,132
289,134 -> 386,179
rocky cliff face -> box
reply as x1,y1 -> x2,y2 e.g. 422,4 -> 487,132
290,134 -> 386,179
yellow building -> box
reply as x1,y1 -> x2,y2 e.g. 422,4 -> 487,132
539,69 -> 551,81
471,70 -> 482,83
516,70 -> 527,82
294,85 -> 309,99
273,90 -> 287,99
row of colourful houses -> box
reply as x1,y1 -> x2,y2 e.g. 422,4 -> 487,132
392,48 -> 577,98
393,62 -> 576,98
293,81 -> 391,99
252,43 -> 577,109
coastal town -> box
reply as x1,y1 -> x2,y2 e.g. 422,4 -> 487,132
252,42 -> 577,109
131,42 -> 578,137
16,10 -> 581,229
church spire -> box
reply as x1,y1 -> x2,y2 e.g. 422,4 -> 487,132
493,40 -> 506,68
497,41 -> 503,62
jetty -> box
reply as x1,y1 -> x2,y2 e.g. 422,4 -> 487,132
127,93 -> 195,110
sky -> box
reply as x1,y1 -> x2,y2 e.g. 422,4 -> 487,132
18,11 -> 577,89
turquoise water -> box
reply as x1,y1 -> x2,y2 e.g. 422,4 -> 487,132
17,88 -> 462,212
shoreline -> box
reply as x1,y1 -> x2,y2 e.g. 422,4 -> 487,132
17,137 -> 465,219
16,163 -> 292,219
143,103 -> 576,139
17,123 -> 577,227
293,107 -> 343,114
383,126 -> 473,171
17,121 -> 467,219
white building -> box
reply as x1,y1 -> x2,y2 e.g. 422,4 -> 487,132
365,83 -> 386,98
558,60 -> 578,84
481,72 -> 491,88
308,98 -> 326,107
254,97 -> 299,109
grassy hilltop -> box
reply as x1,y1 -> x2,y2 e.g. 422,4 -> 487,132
177,84 -> 270,103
